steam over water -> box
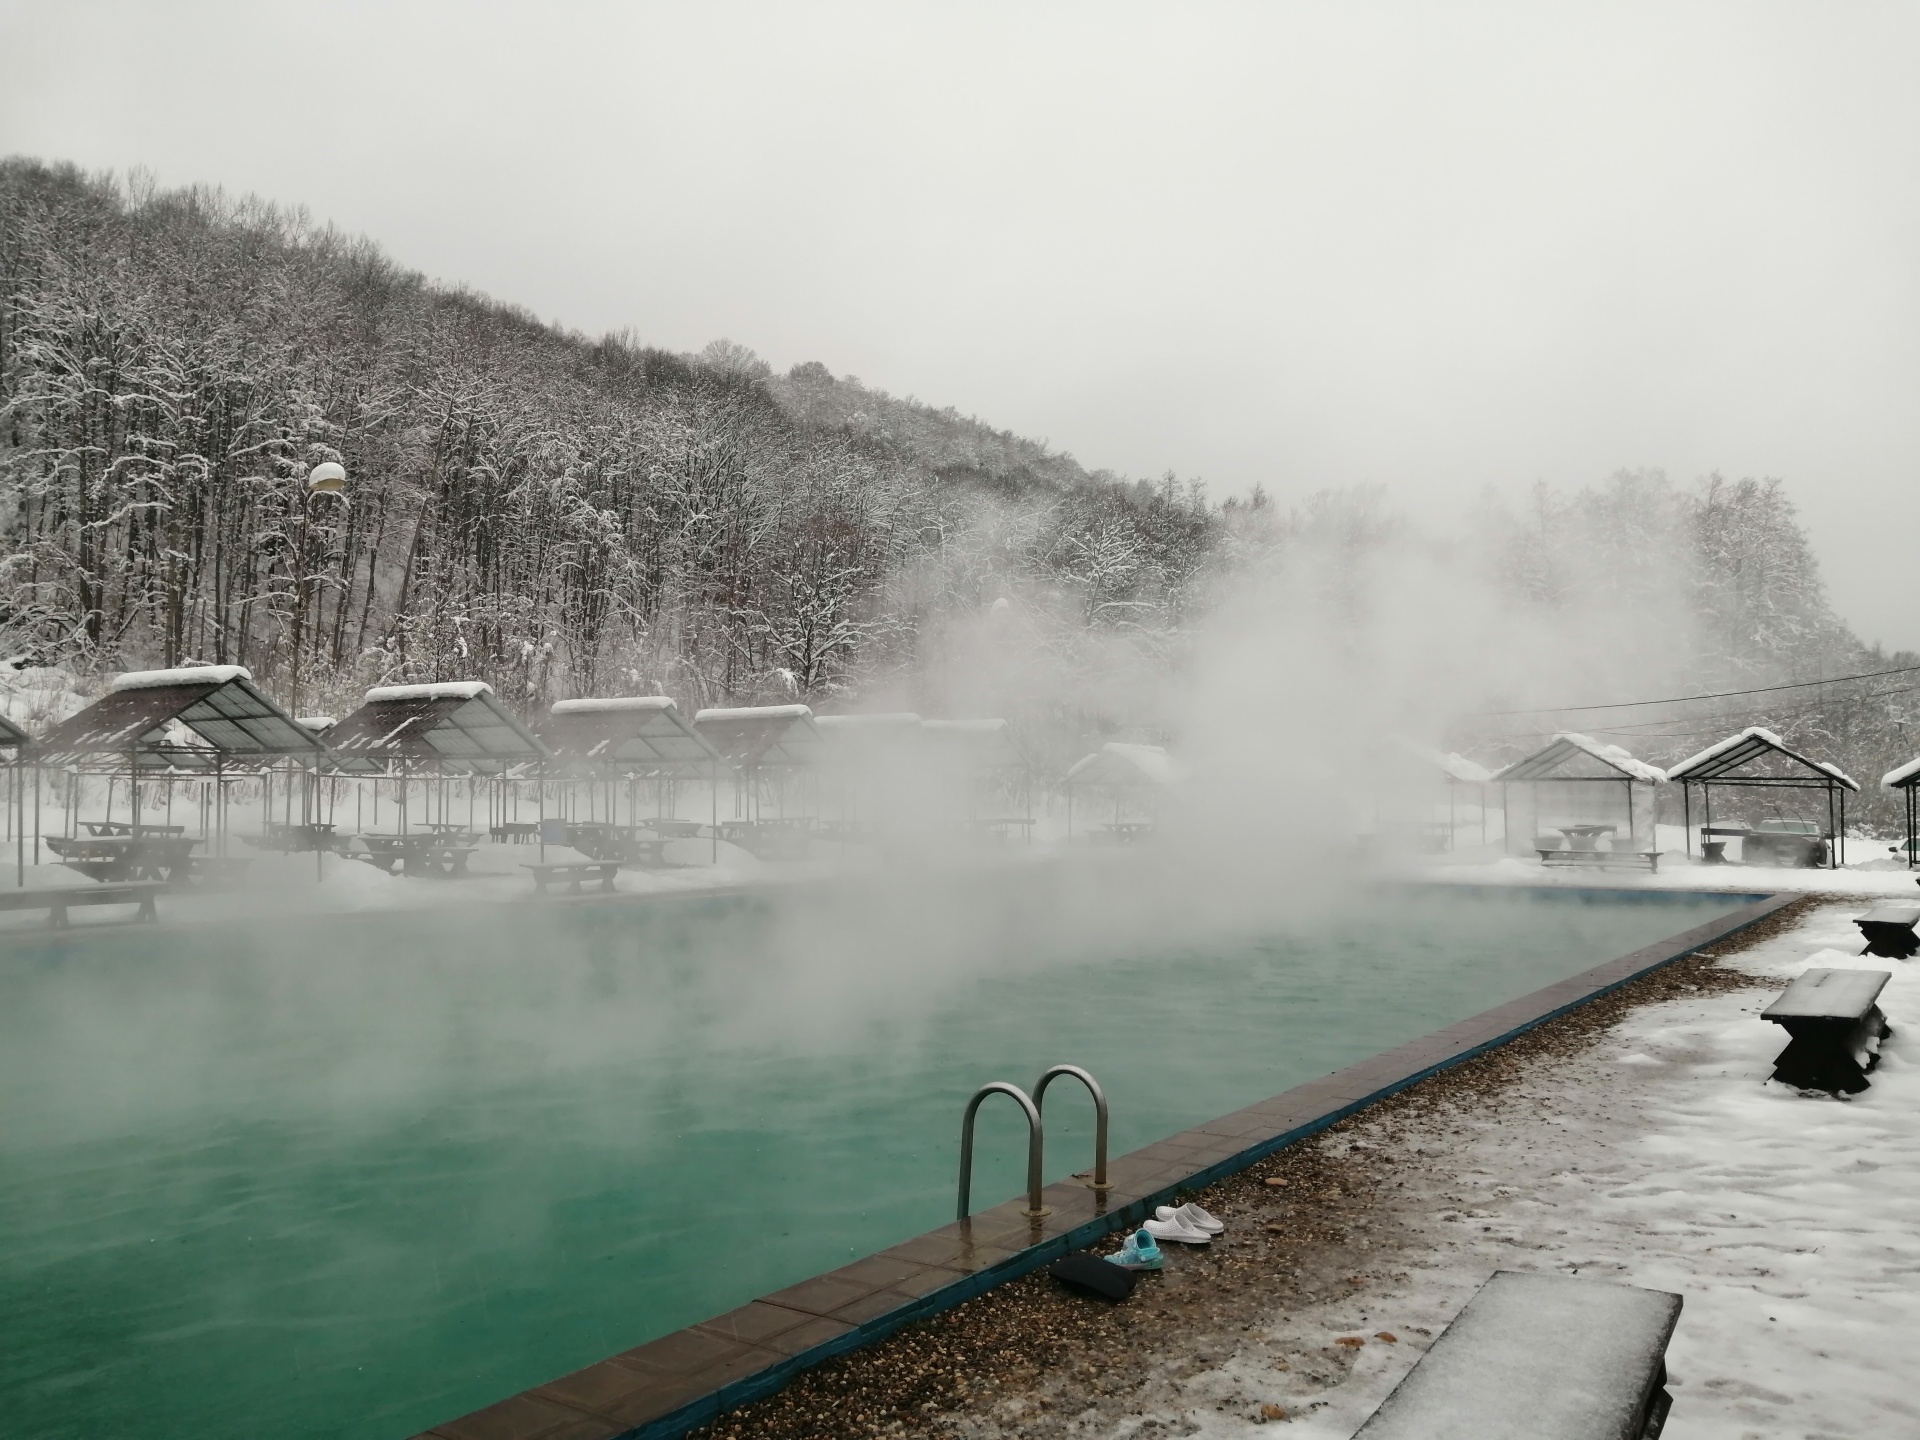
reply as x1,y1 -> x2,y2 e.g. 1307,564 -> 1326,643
1,873 -> 1745,1439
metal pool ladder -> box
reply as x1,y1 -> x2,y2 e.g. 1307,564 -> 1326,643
956,1064 -> 1110,1221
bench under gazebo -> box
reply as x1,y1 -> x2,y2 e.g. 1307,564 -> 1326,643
1064,742 -> 1179,842
538,697 -> 727,862
1491,733 -> 1665,869
691,704 -> 826,858
1667,726 -> 1857,869
324,681 -> 552,860
23,665 -> 328,883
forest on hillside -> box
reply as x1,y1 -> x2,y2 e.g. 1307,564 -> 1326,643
4,158 -> 1918,820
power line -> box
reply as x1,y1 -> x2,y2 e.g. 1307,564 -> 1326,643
1478,662 -> 1920,717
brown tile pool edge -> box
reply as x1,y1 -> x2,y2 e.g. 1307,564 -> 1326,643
417,888 -> 1797,1440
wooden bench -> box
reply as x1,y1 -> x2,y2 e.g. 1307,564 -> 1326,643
1762,967 -> 1892,1094
522,861 -> 621,894
45,834 -> 200,883
1354,1270 -> 1681,1440
0,882 -> 163,928
1854,905 -> 1920,958
1537,848 -> 1663,874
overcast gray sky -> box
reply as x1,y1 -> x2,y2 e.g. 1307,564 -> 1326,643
5,1 -> 1917,648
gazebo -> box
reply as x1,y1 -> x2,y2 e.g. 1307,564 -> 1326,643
23,665 -> 328,875
1667,727 -> 1858,869
814,713 -> 927,839
1882,755 -> 1920,869
1387,738 -> 1497,852
1491,733 -> 1665,857
922,718 -> 1034,839
324,681 -> 551,838
539,697 -> 727,859
692,704 -> 826,854
1064,742 -> 1180,842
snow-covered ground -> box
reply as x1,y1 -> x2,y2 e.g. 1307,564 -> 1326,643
1417,822 -> 1920,899
1164,901 -> 1919,1438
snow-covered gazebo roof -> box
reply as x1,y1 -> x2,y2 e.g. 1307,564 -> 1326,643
538,696 -> 722,772
0,713 -> 29,749
922,718 -> 1029,771
1491,733 -> 1666,786
815,712 -> 925,745
1666,727 -> 1859,792
1391,736 -> 1494,785
692,704 -> 826,769
1065,742 -> 1183,788
29,665 -> 325,769
324,680 -> 549,775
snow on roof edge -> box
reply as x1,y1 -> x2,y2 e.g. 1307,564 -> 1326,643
693,704 -> 813,724
1885,755 -> 1920,789
550,696 -> 678,715
110,664 -> 254,692
1554,732 -> 1667,784
1668,725 -> 1859,789
364,680 -> 494,703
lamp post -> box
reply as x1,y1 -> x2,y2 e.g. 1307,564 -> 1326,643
289,462 -> 347,717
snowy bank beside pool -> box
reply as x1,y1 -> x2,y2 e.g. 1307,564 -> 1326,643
1172,900 -> 1919,1439
704,898 -> 1916,1440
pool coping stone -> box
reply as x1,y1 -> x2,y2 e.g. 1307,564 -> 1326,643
417,887 -> 1796,1440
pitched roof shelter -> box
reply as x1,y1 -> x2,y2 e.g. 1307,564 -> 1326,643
1063,742 -> 1180,840
29,666 -> 325,771
0,714 -> 29,750
691,704 -> 826,770
1490,733 -> 1664,857
539,697 -> 723,772
1881,754 -> 1920,870
1490,733 -> 1666,786
1066,742 -> 1182,788
323,681 -> 549,775
1665,726 -> 1858,868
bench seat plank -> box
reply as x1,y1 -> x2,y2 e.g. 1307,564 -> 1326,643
1355,1271 -> 1681,1440
1762,967 -> 1889,1021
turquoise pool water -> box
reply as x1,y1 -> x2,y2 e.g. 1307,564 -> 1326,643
0,871 -> 1749,1438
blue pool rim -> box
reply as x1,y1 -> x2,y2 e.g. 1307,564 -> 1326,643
412,885 -> 1794,1440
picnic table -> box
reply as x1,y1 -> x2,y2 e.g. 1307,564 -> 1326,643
1556,824 -> 1617,852
1102,820 -> 1156,843
352,833 -> 477,878
1855,905 -> 1920,958
0,881 -> 165,928
246,822 -> 343,854
80,820 -> 188,838
1761,967 -> 1892,1094
521,860 -> 621,894
562,823 -> 673,867
973,816 -> 1037,841
44,834 -> 200,884
650,819 -> 705,839
1354,1270 -> 1681,1440
490,821 -> 540,844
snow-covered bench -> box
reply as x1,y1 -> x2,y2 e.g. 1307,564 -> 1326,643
0,882 -> 163,929
1762,967 -> 1892,1094
1354,1270 -> 1681,1440
1536,847 -> 1663,874
521,861 -> 621,895
1854,906 -> 1920,958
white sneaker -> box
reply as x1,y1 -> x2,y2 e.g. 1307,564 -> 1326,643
1156,1202 -> 1224,1235
1144,1214 -> 1211,1245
